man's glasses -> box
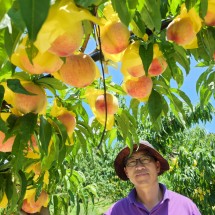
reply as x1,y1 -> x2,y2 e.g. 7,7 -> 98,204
125,155 -> 153,167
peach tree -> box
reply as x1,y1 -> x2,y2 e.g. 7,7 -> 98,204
0,0 -> 215,214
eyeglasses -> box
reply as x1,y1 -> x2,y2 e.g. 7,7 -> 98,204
125,155 -> 153,167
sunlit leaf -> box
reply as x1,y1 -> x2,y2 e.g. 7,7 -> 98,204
18,0 -> 50,41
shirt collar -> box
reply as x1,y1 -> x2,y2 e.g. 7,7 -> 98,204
127,183 -> 170,204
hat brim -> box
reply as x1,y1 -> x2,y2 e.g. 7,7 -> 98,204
114,140 -> 169,180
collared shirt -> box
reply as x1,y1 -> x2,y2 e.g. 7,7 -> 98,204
104,184 -> 201,215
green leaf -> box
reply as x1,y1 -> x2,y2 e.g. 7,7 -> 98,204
0,85 -> 5,107
139,43 -> 153,75
17,170 -> 27,207
12,113 -> 37,137
39,115 -> 52,155
7,79 -> 36,95
111,0 -> 131,26
11,134 -> 25,172
173,44 -> 190,75
140,0 -> 161,32
199,0 -> 208,18
36,77 -> 67,90
127,0 -> 138,9
18,0 -> 50,41
4,25 -> 21,57
0,0 -> 13,21
7,2 -> 26,32
171,88 -> 193,110
148,89 -> 163,122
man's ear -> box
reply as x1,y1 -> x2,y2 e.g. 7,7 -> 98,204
124,167 -> 129,178
156,161 -> 161,173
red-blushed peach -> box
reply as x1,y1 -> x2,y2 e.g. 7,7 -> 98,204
95,93 -> 119,115
57,111 -> 76,135
13,83 -> 47,114
48,22 -> 84,57
0,131 -> 15,152
22,190 -> 48,213
11,37 -> 63,75
58,53 -> 98,88
204,0 -> 215,26
123,76 -> 153,100
121,42 -> 145,78
166,17 -> 196,46
148,57 -> 168,76
101,21 -> 130,54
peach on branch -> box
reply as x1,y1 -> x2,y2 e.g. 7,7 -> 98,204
101,21 -> 130,54
57,111 -> 76,135
166,4 -> 202,49
56,53 -> 99,88
95,93 -> 119,115
204,0 -> 215,26
34,0 -> 101,55
121,42 -> 145,78
11,37 -> 63,75
148,57 -> 168,76
0,131 -> 15,152
166,17 -> 196,46
85,88 -> 118,130
22,189 -> 49,214
9,82 -> 47,114
48,22 -> 84,57
123,76 -> 153,101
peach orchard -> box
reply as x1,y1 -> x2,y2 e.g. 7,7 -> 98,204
0,0 -> 215,214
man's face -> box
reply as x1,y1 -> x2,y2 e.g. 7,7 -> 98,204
124,151 -> 160,188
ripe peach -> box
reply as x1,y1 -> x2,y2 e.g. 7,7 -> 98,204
11,37 -> 63,75
48,22 -> 84,57
121,42 -> 145,77
123,76 -> 153,100
204,0 -> 215,26
22,190 -> 48,213
148,57 -> 168,76
101,21 -> 130,54
166,17 -> 196,46
13,83 -> 47,114
0,131 -> 15,152
213,52 -> 215,61
58,53 -> 97,88
95,93 -> 119,115
57,112 -> 76,135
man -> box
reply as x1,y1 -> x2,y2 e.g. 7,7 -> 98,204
104,140 -> 201,215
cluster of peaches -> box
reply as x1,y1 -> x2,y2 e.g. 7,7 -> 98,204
0,0 -> 215,212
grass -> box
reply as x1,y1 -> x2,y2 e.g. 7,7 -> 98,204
70,199 -> 113,215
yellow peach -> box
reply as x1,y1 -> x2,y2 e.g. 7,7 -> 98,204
11,37 -> 63,75
12,83 -> 47,114
57,111 -> 76,135
148,57 -> 168,76
48,22 -> 84,56
22,190 -> 48,213
166,17 -> 196,46
204,0 -> 215,26
123,76 -> 153,100
0,131 -> 15,152
101,21 -> 130,54
121,42 -> 145,78
95,93 -> 119,115
58,53 -> 98,88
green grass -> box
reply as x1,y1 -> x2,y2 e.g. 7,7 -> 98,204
70,199 -> 112,215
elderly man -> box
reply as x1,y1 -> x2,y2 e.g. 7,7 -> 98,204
104,140 -> 201,215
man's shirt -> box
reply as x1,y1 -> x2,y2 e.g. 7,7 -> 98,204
104,184 -> 201,215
